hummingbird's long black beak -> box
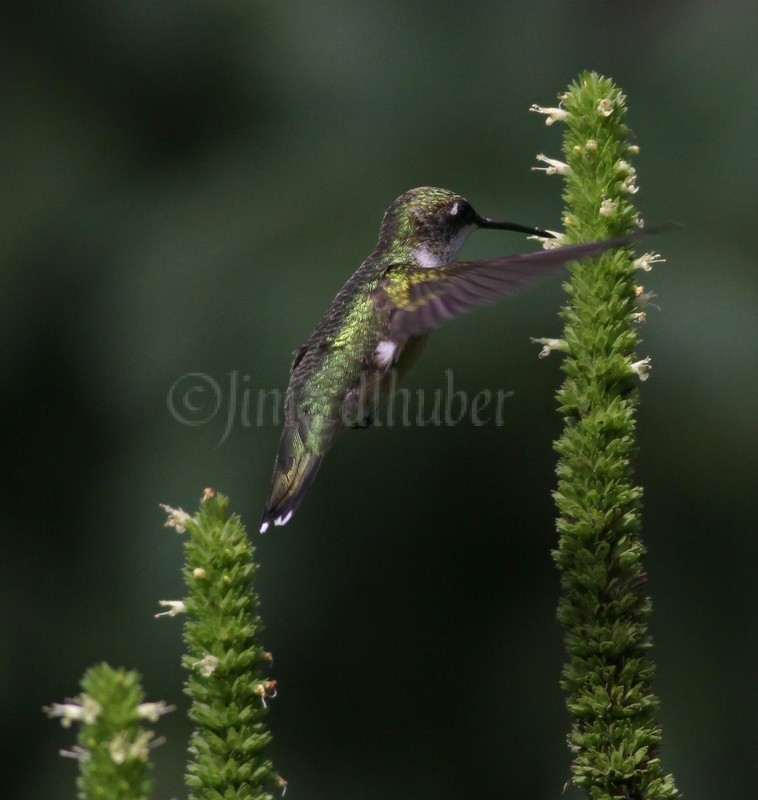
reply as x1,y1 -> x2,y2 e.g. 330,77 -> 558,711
476,214 -> 554,239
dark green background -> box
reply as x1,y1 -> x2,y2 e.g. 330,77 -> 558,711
3,3 -> 755,798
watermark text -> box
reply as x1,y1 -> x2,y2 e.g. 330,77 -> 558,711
167,369 -> 515,446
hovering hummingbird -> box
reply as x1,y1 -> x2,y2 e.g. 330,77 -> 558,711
260,186 -> 632,532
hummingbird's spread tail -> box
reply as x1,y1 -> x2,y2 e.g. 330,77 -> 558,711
260,423 -> 324,532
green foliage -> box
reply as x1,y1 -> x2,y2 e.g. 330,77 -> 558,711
177,490 -> 282,800
44,663 -> 170,800
539,72 -> 680,799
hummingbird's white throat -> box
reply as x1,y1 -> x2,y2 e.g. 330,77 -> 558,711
412,224 -> 475,268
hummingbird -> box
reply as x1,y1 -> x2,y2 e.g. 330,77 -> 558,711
260,186 -> 633,532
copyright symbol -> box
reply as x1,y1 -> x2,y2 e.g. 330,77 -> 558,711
167,373 -> 221,426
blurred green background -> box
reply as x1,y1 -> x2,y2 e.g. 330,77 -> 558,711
2,2 -> 756,798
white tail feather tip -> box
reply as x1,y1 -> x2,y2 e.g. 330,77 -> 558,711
275,511 -> 293,527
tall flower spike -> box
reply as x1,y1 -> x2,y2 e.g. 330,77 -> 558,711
44,664 -> 168,800
534,71 -> 679,800
176,491 -> 279,798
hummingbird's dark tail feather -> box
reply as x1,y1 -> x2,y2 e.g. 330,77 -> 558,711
260,423 -> 324,533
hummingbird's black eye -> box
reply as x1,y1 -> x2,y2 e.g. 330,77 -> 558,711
449,200 -> 475,225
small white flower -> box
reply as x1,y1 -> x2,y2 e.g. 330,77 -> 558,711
108,732 -> 131,764
532,153 -> 569,176
529,104 -> 569,125
137,701 -> 175,722
155,600 -> 186,618
597,98 -> 614,117
628,144 -> 640,155
634,251 -> 665,272
635,287 -> 660,310
254,680 -> 278,708
528,230 -> 565,249
599,198 -> 618,217
59,746 -> 89,761
44,696 -> 102,728
108,730 -> 154,764
632,311 -> 647,324
193,567 -> 206,580
584,138 -> 598,152
193,654 -> 219,677
159,504 -> 191,533
620,174 -> 639,194
631,357 -> 652,381
530,337 -> 568,358
526,231 -> 566,250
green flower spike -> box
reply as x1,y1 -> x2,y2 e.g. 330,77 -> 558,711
531,72 -> 680,800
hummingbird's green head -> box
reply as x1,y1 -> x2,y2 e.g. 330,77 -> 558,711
377,187 -> 550,268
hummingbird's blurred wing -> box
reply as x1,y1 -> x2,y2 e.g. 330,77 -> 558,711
373,236 -> 636,339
